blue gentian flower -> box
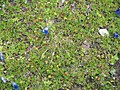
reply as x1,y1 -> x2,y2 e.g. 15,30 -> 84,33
12,82 -> 19,90
0,52 -> 4,61
41,26 -> 49,34
115,8 -> 120,16
113,32 -> 119,38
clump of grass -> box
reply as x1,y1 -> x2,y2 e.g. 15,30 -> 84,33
0,0 -> 120,90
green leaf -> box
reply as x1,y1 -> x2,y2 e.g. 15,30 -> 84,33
110,54 -> 119,65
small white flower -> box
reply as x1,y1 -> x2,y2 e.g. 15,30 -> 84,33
2,4 -> 5,8
62,0 -> 65,4
25,0 -> 27,4
98,28 -> 109,36
43,26 -> 49,31
1,77 -> 7,83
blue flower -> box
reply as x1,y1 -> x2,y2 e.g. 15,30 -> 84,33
113,32 -> 119,38
115,8 -> 120,16
41,26 -> 49,34
12,82 -> 19,90
0,52 -> 4,61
